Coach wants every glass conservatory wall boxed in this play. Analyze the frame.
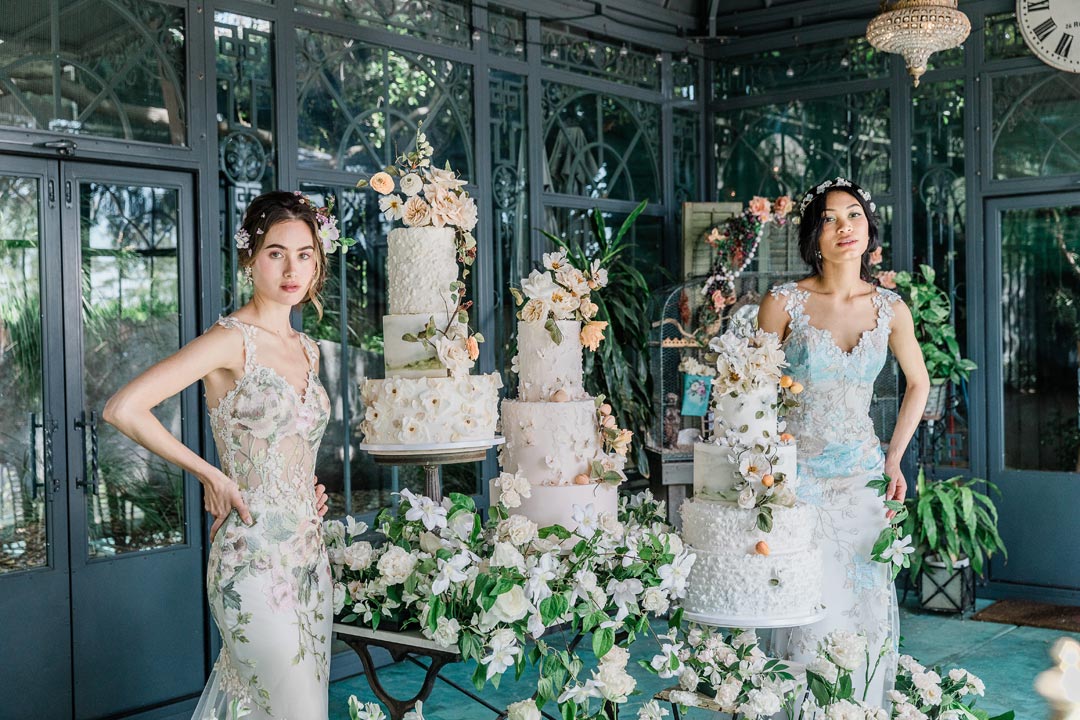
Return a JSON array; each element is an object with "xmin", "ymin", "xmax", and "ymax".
[{"xmin": 205, "ymin": 2, "xmax": 699, "ymax": 518}]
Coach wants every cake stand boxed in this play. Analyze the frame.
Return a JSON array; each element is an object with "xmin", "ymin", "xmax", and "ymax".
[
  {"xmin": 357, "ymin": 437, "xmax": 505, "ymax": 501},
  {"xmin": 681, "ymin": 607, "xmax": 828, "ymax": 630}
]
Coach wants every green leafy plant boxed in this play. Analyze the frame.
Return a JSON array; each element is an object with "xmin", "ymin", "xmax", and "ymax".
[
  {"xmin": 902, "ymin": 467, "xmax": 1007, "ymax": 579},
  {"xmin": 892, "ymin": 264, "xmax": 977, "ymax": 383},
  {"xmin": 542, "ymin": 200, "xmax": 654, "ymax": 475}
]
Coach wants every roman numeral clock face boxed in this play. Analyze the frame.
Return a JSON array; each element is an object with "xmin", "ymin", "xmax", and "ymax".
[{"xmin": 1018, "ymin": 0, "xmax": 1080, "ymax": 72}]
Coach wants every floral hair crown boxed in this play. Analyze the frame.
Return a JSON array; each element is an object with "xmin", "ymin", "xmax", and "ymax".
[
  {"xmin": 797, "ymin": 177, "xmax": 876, "ymax": 217},
  {"xmin": 234, "ymin": 192, "xmax": 354, "ymax": 256}
]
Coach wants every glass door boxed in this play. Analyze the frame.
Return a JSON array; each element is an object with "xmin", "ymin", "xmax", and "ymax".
[
  {"xmin": 0, "ymin": 158, "xmax": 206, "ymax": 719},
  {"xmin": 62, "ymin": 164, "xmax": 206, "ymax": 718},
  {"xmin": 0, "ymin": 158, "xmax": 72, "ymax": 720},
  {"xmin": 984, "ymin": 193, "xmax": 1080, "ymax": 592}
]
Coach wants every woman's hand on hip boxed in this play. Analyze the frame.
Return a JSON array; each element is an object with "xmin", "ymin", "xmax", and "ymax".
[
  {"xmin": 314, "ymin": 475, "xmax": 329, "ymax": 518},
  {"xmin": 884, "ymin": 463, "xmax": 907, "ymax": 519},
  {"xmin": 203, "ymin": 469, "xmax": 253, "ymax": 542}
]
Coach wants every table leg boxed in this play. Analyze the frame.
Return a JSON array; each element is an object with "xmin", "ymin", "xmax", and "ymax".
[{"xmin": 339, "ymin": 636, "xmax": 457, "ymax": 720}]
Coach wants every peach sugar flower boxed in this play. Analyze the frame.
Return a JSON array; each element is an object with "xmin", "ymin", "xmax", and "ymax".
[
  {"xmin": 580, "ymin": 320, "xmax": 609, "ymax": 351},
  {"xmin": 465, "ymin": 335, "xmax": 480, "ymax": 361},
  {"xmin": 369, "ymin": 172, "xmax": 395, "ymax": 195},
  {"xmin": 773, "ymin": 195, "xmax": 793, "ymax": 216},
  {"xmin": 748, "ymin": 196, "xmax": 771, "ymax": 221}
]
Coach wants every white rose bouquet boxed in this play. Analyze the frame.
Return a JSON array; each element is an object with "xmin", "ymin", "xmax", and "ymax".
[{"xmin": 324, "ymin": 488, "xmax": 692, "ymax": 720}]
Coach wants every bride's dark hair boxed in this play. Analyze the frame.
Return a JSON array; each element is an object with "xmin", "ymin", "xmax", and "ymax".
[{"xmin": 797, "ymin": 181, "xmax": 880, "ymax": 283}]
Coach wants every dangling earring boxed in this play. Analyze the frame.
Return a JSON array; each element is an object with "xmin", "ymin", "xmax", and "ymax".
[
  {"xmin": 243, "ymin": 266, "xmax": 253, "ymax": 283},
  {"xmin": 816, "ymin": 250, "xmax": 823, "ymax": 260}
]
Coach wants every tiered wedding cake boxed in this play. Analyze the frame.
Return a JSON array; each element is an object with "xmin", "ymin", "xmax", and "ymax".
[
  {"xmin": 358, "ymin": 133, "xmax": 501, "ymax": 445},
  {"xmin": 681, "ymin": 328, "xmax": 824, "ymax": 622},
  {"xmin": 490, "ymin": 252, "xmax": 631, "ymax": 530}
]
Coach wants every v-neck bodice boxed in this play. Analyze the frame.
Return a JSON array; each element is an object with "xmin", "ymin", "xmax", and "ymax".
[
  {"xmin": 208, "ymin": 316, "xmax": 330, "ymax": 496},
  {"xmin": 769, "ymin": 281, "xmax": 899, "ymax": 458}
]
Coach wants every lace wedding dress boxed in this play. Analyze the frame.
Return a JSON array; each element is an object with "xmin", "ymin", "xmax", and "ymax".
[
  {"xmin": 191, "ymin": 317, "xmax": 333, "ymax": 720},
  {"xmin": 769, "ymin": 283, "xmax": 901, "ymax": 704}
]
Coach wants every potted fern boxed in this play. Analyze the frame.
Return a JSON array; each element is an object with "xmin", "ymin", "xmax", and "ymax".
[
  {"xmin": 903, "ymin": 467, "xmax": 1008, "ymax": 612},
  {"xmin": 891, "ymin": 265, "xmax": 977, "ymax": 420}
]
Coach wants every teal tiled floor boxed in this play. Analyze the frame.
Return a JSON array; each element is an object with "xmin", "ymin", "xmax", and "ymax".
[{"xmin": 329, "ymin": 598, "xmax": 1077, "ymax": 719}]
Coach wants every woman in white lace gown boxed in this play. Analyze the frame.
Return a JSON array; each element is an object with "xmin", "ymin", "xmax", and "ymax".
[
  {"xmin": 758, "ymin": 179, "xmax": 929, "ymax": 704},
  {"xmin": 104, "ymin": 191, "xmax": 337, "ymax": 719}
]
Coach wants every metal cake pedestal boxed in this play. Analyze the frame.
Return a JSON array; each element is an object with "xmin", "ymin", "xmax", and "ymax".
[{"xmin": 357, "ymin": 437, "xmax": 505, "ymax": 501}]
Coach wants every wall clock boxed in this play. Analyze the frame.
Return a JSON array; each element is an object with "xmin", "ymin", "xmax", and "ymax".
[{"xmin": 1017, "ymin": 0, "xmax": 1080, "ymax": 73}]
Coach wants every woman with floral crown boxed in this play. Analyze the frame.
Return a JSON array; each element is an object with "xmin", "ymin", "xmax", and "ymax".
[
  {"xmin": 757, "ymin": 178, "xmax": 929, "ymax": 703},
  {"xmin": 104, "ymin": 190, "xmax": 346, "ymax": 719}
]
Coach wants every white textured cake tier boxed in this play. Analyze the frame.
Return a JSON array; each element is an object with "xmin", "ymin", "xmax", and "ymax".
[
  {"xmin": 383, "ymin": 313, "xmax": 454, "ymax": 378},
  {"xmin": 387, "ymin": 227, "xmax": 459, "ymax": 315},
  {"xmin": 360, "ymin": 373, "xmax": 502, "ymax": 444},
  {"xmin": 490, "ymin": 479, "xmax": 618, "ymax": 532},
  {"xmin": 694, "ymin": 440, "xmax": 798, "ymax": 498},
  {"xmin": 500, "ymin": 399, "xmax": 600, "ymax": 485},
  {"xmin": 713, "ymin": 386, "xmax": 778, "ymax": 443},
  {"xmin": 678, "ymin": 500, "xmax": 820, "ymax": 621},
  {"xmin": 681, "ymin": 499, "xmax": 815, "ymax": 555},
  {"xmin": 517, "ymin": 319, "xmax": 585, "ymax": 401}
]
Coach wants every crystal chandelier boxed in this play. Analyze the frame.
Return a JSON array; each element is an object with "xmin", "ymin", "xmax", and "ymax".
[{"xmin": 865, "ymin": 0, "xmax": 971, "ymax": 87}]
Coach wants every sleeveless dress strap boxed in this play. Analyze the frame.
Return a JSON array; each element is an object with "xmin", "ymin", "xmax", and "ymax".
[
  {"xmin": 873, "ymin": 286, "xmax": 901, "ymax": 332},
  {"xmin": 299, "ymin": 333, "xmax": 319, "ymax": 371},
  {"xmin": 769, "ymin": 282, "xmax": 810, "ymax": 327},
  {"xmin": 215, "ymin": 316, "xmax": 257, "ymax": 373}
]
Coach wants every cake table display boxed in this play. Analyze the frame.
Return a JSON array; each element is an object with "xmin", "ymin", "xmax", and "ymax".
[
  {"xmin": 680, "ymin": 325, "xmax": 826, "ymax": 628},
  {"xmin": 354, "ymin": 127, "xmax": 502, "ymax": 500}
]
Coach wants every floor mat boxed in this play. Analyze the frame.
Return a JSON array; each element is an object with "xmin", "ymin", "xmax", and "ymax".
[{"xmin": 972, "ymin": 599, "xmax": 1080, "ymax": 633}]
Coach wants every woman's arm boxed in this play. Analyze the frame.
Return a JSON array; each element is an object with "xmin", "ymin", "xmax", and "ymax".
[
  {"xmin": 103, "ymin": 326, "xmax": 254, "ymax": 540},
  {"xmin": 884, "ymin": 300, "xmax": 931, "ymax": 514},
  {"xmin": 756, "ymin": 290, "xmax": 792, "ymax": 340}
]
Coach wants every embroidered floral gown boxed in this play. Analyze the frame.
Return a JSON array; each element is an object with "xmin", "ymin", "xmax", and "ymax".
[
  {"xmin": 769, "ymin": 283, "xmax": 901, "ymax": 704},
  {"xmin": 191, "ymin": 317, "xmax": 333, "ymax": 720}
]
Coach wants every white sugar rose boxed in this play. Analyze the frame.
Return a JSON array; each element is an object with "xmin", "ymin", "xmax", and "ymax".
[
  {"xmin": 433, "ymin": 335, "xmax": 475, "ymax": 379},
  {"xmin": 678, "ymin": 667, "xmax": 699, "ymax": 692},
  {"xmin": 641, "ymin": 587, "xmax": 670, "ymax": 615},
  {"xmin": 490, "ymin": 541, "xmax": 526, "ymax": 572},
  {"xmin": 824, "ymin": 629, "xmax": 867, "ymax": 671},
  {"xmin": 521, "ymin": 269, "xmax": 558, "ymax": 301},
  {"xmin": 499, "ymin": 515, "xmax": 538, "ymax": 547},
  {"xmin": 431, "ymin": 616, "xmax": 460, "ymax": 648},
  {"xmin": 596, "ymin": 662, "xmax": 636, "ymax": 702},
  {"xmin": 344, "ymin": 540, "xmax": 374, "ymax": 572},
  {"xmin": 376, "ymin": 545, "xmax": 417, "ymax": 585},
  {"xmin": 506, "ymin": 699, "xmax": 540, "ymax": 720},
  {"xmin": 807, "ymin": 657, "xmax": 839, "ymax": 684},
  {"xmin": 739, "ymin": 688, "xmax": 781, "ymax": 718},
  {"xmin": 714, "ymin": 676, "xmax": 742, "ymax": 711},
  {"xmin": 399, "ymin": 173, "xmax": 422, "ymax": 196},
  {"xmin": 484, "ymin": 584, "xmax": 531, "ymax": 626},
  {"xmin": 824, "ymin": 699, "xmax": 864, "ymax": 720},
  {"xmin": 737, "ymin": 485, "xmax": 757, "ymax": 509}
]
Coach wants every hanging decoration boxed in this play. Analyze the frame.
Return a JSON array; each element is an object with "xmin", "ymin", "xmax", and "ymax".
[{"xmin": 865, "ymin": 0, "xmax": 971, "ymax": 87}]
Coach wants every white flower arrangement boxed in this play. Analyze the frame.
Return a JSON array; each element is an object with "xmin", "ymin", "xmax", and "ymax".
[
  {"xmin": 708, "ymin": 328, "xmax": 788, "ymax": 396},
  {"xmin": 645, "ymin": 622, "xmax": 798, "ymax": 717},
  {"xmin": 357, "ymin": 124, "xmax": 478, "ymax": 274},
  {"xmin": 510, "ymin": 249, "xmax": 610, "ymax": 349},
  {"xmin": 324, "ymin": 489, "xmax": 693, "ymax": 720}
]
